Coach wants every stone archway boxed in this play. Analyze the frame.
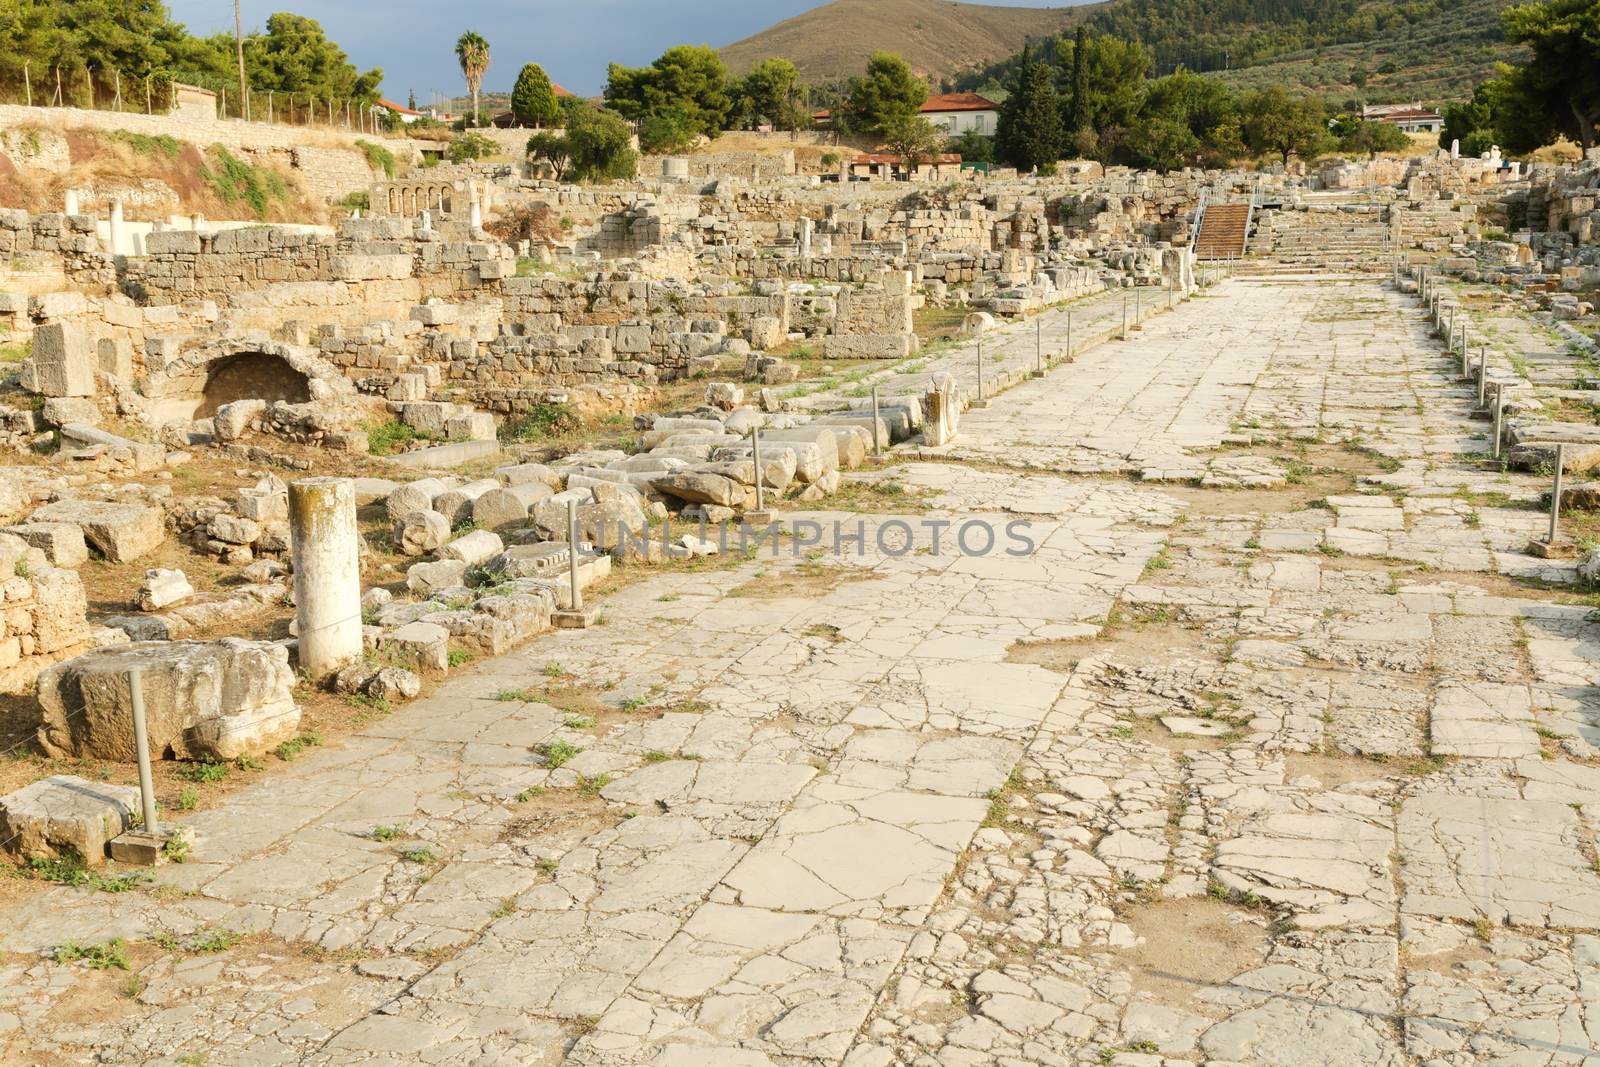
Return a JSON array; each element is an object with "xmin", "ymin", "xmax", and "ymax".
[
  {"xmin": 138, "ymin": 337, "xmax": 355, "ymax": 423},
  {"xmin": 197, "ymin": 352, "xmax": 312, "ymax": 417}
]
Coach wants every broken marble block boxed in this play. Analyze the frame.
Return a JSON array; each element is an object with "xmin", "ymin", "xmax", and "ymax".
[
  {"xmin": 137, "ymin": 568, "xmax": 194, "ymax": 612},
  {"xmin": 31, "ymin": 499, "xmax": 165, "ymax": 563},
  {"xmin": 35, "ymin": 639, "xmax": 301, "ymax": 761},
  {"xmin": 0, "ymin": 775, "xmax": 140, "ymax": 866}
]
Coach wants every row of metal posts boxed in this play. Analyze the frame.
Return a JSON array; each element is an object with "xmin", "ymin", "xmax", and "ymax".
[{"xmin": 1407, "ymin": 259, "xmax": 1567, "ymax": 545}]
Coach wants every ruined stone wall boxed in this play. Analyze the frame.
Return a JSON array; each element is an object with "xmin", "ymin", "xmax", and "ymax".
[
  {"xmin": 0, "ymin": 103, "xmax": 431, "ymax": 204},
  {"xmin": 0, "ymin": 211, "xmax": 114, "ymax": 288},
  {"xmin": 126, "ymin": 228, "xmax": 333, "ymax": 300},
  {"xmin": 0, "ymin": 535, "xmax": 91, "ymax": 695}
]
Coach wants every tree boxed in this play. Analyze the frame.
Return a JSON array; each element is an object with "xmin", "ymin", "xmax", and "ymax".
[
  {"xmin": 526, "ymin": 130, "xmax": 570, "ymax": 174},
  {"xmin": 845, "ymin": 51, "xmax": 928, "ymax": 137},
  {"xmin": 1440, "ymin": 85, "xmax": 1501, "ymax": 157},
  {"xmin": 1496, "ymin": 0, "xmax": 1600, "ymax": 153},
  {"xmin": 950, "ymin": 129, "xmax": 995, "ymax": 164},
  {"xmin": 1063, "ymin": 26, "xmax": 1088, "ymax": 134},
  {"xmin": 529, "ymin": 100, "xmax": 637, "ymax": 182},
  {"xmin": 606, "ymin": 45, "xmax": 732, "ymax": 146},
  {"xmin": 1128, "ymin": 117, "xmax": 1200, "ymax": 172},
  {"xmin": 886, "ymin": 116, "xmax": 946, "ymax": 174},
  {"xmin": 1338, "ymin": 119, "xmax": 1411, "ymax": 158},
  {"xmin": 1054, "ymin": 33, "xmax": 1149, "ymax": 138},
  {"xmin": 455, "ymin": 31, "xmax": 489, "ymax": 127},
  {"xmin": 740, "ymin": 57, "xmax": 807, "ymax": 130},
  {"xmin": 225, "ymin": 13, "xmax": 382, "ymax": 104},
  {"xmin": 1138, "ymin": 69, "xmax": 1242, "ymax": 167},
  {"xmin": 995, "ymin": 49, "xmax": 1065, "ymax": 171},
  {"xmin": 1240, "ymin": 86, "xmax": 1331, "ymax": 164},
  {"xmin": 512, "ymin": 62, "xmax": 561, "ymax": 128}
]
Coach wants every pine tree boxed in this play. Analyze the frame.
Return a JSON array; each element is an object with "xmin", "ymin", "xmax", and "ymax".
[{"xmin": 996, "ymin": 48, "xmax": 1066, "ymax": 172}]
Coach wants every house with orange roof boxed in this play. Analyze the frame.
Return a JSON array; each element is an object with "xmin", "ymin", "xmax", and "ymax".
[{"xmin": 814, "ymin": 92, "xmax": 1000, "ymax": 137}]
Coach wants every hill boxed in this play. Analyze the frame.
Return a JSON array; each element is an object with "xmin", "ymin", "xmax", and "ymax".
[
  {"xmin": 950, "ymin": 0, "xmax": 1519, "ymax": 104},
  {"xmin": 719, "ymin": 0, "xmax": 1090, "ymax": 85}
]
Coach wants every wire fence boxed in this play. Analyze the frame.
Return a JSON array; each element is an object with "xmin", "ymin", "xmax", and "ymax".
[{"xmin": 0, "ymin": 57, "xmax": 420, "ymax": 140}]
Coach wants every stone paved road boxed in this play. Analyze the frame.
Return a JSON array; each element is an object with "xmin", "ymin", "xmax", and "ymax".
[{"xmin": 6, "ymin": 277, "xmax": 1600, "ymax": 1066}]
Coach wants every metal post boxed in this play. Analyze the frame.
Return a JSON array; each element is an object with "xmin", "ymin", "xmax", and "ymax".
[
  {"xmin": 1477, "ymin": 347, "xmax": 1489, "ymax": 408},
  {"xmin": 976, "ymin": 340, "xmax": 984, "ymax": 402},
  {"xmin": 1066, "ymin": 310, "xmax": 1073, "ymax": 359},
  {"xmin": 1122, "ymin": 297, "xmax": 1129, "ymax": 340},
  {"xmin": 752, "ymin": 428, "xmax": 765, "ymax": 512},
  {"xmin": 1549, "ymin": 443, "xmax": 1566, "ymax": 543},
  {"xmin": 1035, "ymin": 317, "xmax": 1042, "ymax": 373},
  {"xmin": 1492, "ymin": 385, "xmax": 1505, "ymax": 461},
  {"xmin": 871, "ymin": 386, "xmax": 882, "ymax": 457},
  {"xmin": 567, "ymin": 499, "xmax": 583, "ymax": 612},
  {"xmin": 128, "ymin": 671, "xmax": 160, "ymax": 837},
  {"xmin": 1447, "ymin": 308, "xmax": 1456, "ymax": 351},
  {"xmin": 1136, "ymin": 288, "xmax": 1141, "ymax": 327}
]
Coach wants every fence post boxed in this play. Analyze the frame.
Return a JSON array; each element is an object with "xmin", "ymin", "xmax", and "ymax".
[
  {"xmin": 268, "ymin": 89, "xmax": 273, "ymax": 123},
  {"xmin": 145, "ymin": 75, "xmax": 151, "ymax": 114},
  {"xmin": 128, "ymin": 671, "xmax": 160, "ymax": 838},
  {"xmin": 23, "ymin": 62, "xmax": 30, "ymax": 108},
  {"xmin": 114, "ymin": 69, "xmax": 121, "ymax": 110}
]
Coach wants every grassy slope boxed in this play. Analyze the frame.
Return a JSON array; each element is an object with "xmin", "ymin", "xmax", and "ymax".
[
  {"xmin": 1205, "ymin": 0, "xmax": 1521, "ymax": 103},
  {"xmin": 727, "ymin": 0, "xmax": 1516, "ymax": 105},
  {"xmin": 719, "ymin": 0, "xmax": 1090, "ymax": 84}
]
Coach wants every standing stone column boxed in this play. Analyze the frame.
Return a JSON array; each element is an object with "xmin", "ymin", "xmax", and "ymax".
[
  {"xmin": 289, "ymin": 478, "xmax": 362, "ymax": 681},
  {"xmin": 64, "ymin": 189, "xmax": 79, "ymax": 216},
  {"xmin": 108, "ymin": 198, "xmax": 125, "ymax": 256}
]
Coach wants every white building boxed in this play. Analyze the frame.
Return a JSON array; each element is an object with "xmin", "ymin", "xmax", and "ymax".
[{"xmin": 919, "ymin": 93, "xmax": 999, "ymax": 137}]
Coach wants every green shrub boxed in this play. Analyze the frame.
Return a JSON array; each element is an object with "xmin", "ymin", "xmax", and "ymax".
[
  {"xmin": 499, "ymin": 402, "xmax": 582, "ymax": 442},
  {"xmin": 446, "ymin": 132, "xmax": 499, "ymax": 163},
  {"xmin": 109, "ymin": 130, "xmax": 181, "ymax": 159},
  {"xmin": 338, "ymin": 191, "xmax": 370, "ymax": 213},
  {"xmin": 355, "ymin": 138, "xmax": 396, "ymax": 178},
  {"xmin": 365, "ymin": 418, "xmax": 421, "ymax": 455},
  {"xmin": 197, "ymin": 145, "xmax": 288, "ymax": 219},
  {"xmin": 55, "ymin": 938, "xmax": 131, "ymax": 970}
]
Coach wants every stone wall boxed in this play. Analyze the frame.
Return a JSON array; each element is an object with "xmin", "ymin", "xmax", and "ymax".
[
  {"xmin": 0, "ymin": 534, "xmax": 92, "ymax": 695},
  {"xmin": 0, "ymin": 104, "xmax": 434, "ymax": 204}
]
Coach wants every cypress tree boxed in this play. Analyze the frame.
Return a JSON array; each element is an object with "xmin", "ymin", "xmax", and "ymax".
[{"xmin": 996, "ymin": 47, "xmax": 1066, "ymax": 172}]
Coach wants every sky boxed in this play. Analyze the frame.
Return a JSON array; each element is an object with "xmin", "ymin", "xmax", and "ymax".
[{"xmin": 166, "ymin": 0, "xmax": 1083, "ymax": 103}]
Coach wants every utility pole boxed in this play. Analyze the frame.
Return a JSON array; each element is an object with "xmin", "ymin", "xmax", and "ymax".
[{"xmin": 235, "ymin": 0, "xmax": 249, "ymax": 121}]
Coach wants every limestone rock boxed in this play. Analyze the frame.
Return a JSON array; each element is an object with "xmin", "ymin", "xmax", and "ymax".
[
  {"xmin": 31, "ymin": 500, "xmax": 165, "ymax": 563},
  {"xmin": 0, "ymin": 775, "xmax": 139, "ymax": 866},
  {"xmin": 653, "ymin": 471, "xmax": 742, "ymax": 507},
  {"xmin": 394, "ymin": 510, "xmax": 450, "ymax": 556},
  {"xmin": 136, "ymin": 568, "xmax": 193, "ymax": 612},
  {"xmin": 35, "ymin": 639, "xmax": 301, "ymax": 761}
]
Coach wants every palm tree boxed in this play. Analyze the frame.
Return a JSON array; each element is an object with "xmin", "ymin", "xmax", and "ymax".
[{"xmin": 455, "ymin": 31, "xmax": 489, "ymax": 127}]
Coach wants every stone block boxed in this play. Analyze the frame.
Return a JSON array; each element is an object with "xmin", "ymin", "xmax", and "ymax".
[
  {"xmin": 394, "ymin": 510, "xmax": 449, "ymax": 556},
  {"xmin": 137, "ymin": 568, "xmax": 193, "ymax": 612},
  {"xmin": 384, "ymin": 621, "xmax": 450, "ymax": 672},
  {"xmin": 0, "ymin": 775, "xmax": 139, "ymax": 866},
  {"xmin": 31, "ymin": 500, "xmax": 165, "ymax": 563},
  {"xmin": 439, "ymin": 529, "xmax": 504, "ymax": 566},
  {"xmin": 40, "ymin": 397, "xmax": 99, "ymax": 428},
  {"xmin": 385, "ymin": 478, "xmax": 448, "ymax": 522},
  {"xmin": 96, "ymin": 336, "xmax": 134, "ymax": 380},
  {"xmin": 1, "ymin": 523, "xmax": 88, "ymax": 567},
  {"xmin": 35, "ymin": 639, "xmax": 301, "ymax": 761},
  {"xmin": 405, "ymin": 558, "xmax": 469, "ymax": 596},
  {"xmin": 22, "ymin": 323, "xmax": 95, "ymax": 398},
  {"xmin": 445, "ymin": 411, "xmax": 496, "ymax": 441}
]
